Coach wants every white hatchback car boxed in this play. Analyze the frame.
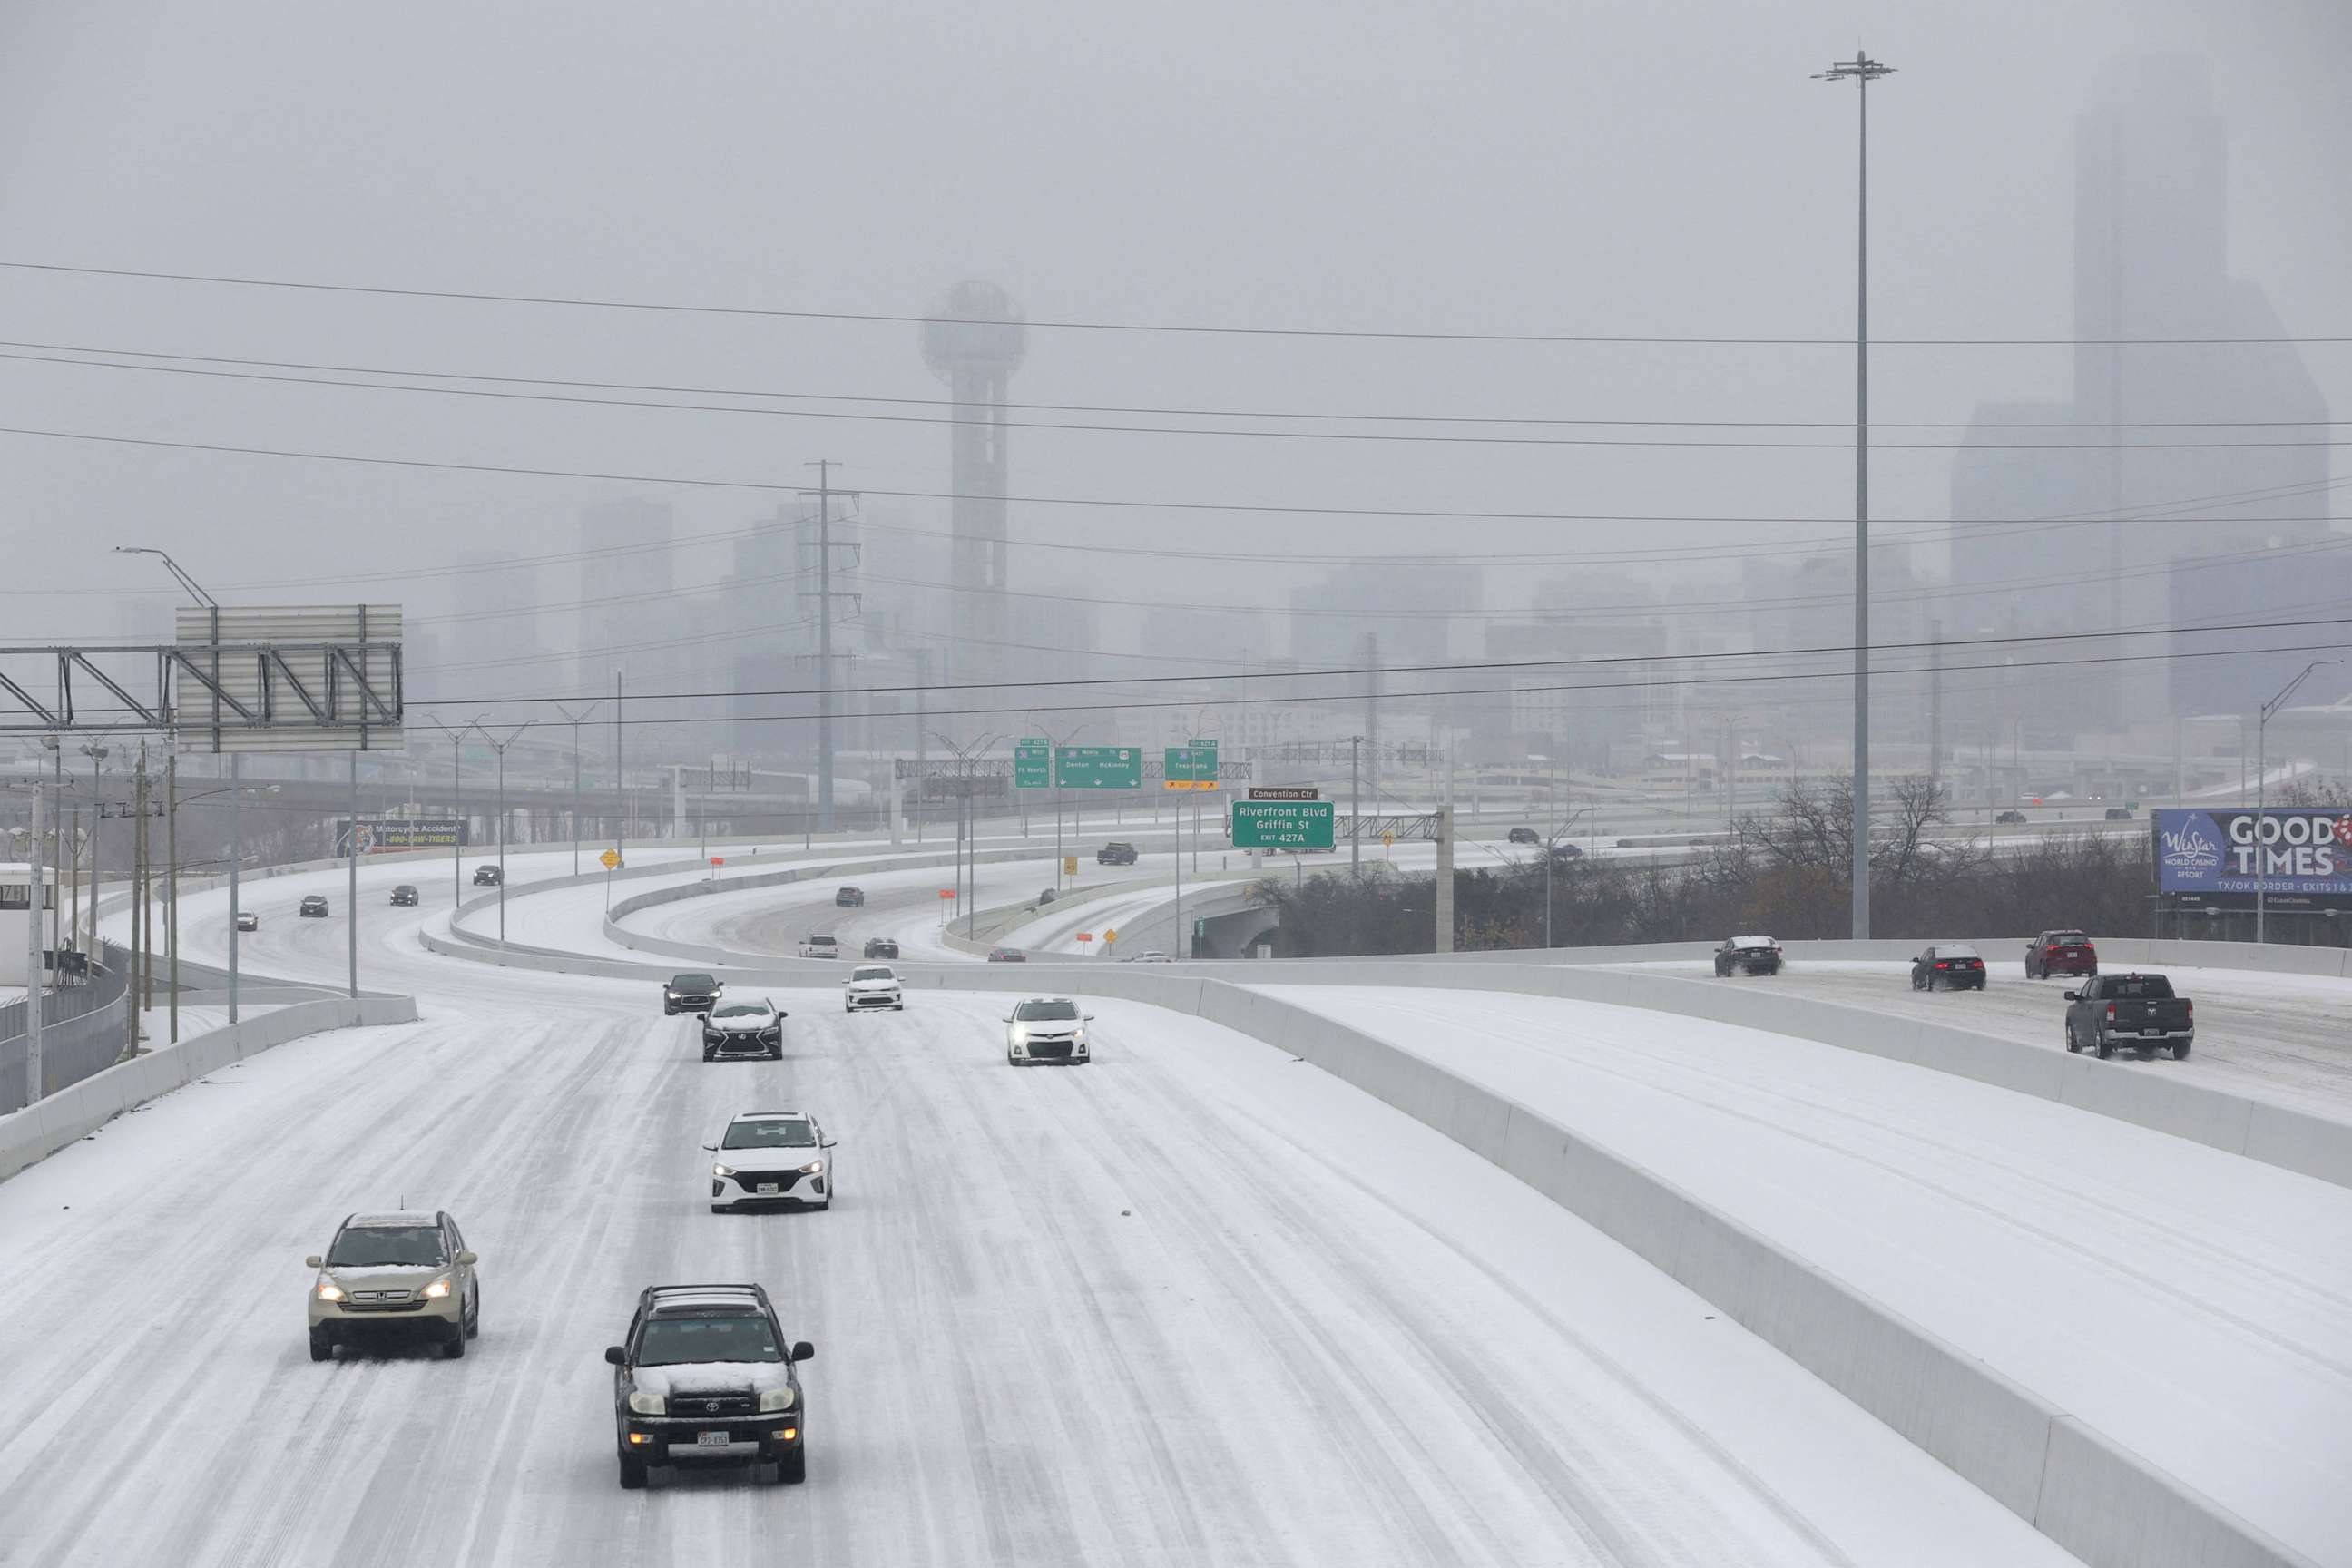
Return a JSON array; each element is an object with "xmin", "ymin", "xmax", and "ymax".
[
  {"xmin": 705, "ymin": 1111, "xmax": 836, "ymax": 1211},
  {"xmin": 1005, "ymin": 996, "xmax": 1093, "ymax": 1065},
  {"xmin": 843, "ymin": 965, "xmax": 903, "ymax": 1012},
  {"xmin": 798, "ymin": 934, "xmax": 840, "ymax": 960}
]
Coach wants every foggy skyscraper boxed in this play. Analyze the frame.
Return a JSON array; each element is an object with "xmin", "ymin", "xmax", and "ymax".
[{"xmin": 919, "ymin": 281, "xmax": 1027, "ymax": 696}]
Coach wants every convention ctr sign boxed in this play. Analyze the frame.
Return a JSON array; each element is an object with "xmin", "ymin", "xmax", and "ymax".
[{"xmin": 2153, "ymin": 808, "xmax": 2352, "ymax": 897}]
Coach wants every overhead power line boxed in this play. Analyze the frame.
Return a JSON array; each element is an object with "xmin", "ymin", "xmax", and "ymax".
[
  {"xmin": 4, "ymin": 336, "xmax": 2343, "ymax": 430},
  {"xmin": 5, "ymin": 259, "xmax": 2347, "ymax": 346},
  {"xmin": 4, "ymin": 424, "xmax": 2348, "ymax": 534},
  {"xmin": 409, "ymin": 612, "xmax": 2352, "ymax": 710},
  {"xmin": 6, "ymin": 347, "xmax": 2349, "ymax": 450}
]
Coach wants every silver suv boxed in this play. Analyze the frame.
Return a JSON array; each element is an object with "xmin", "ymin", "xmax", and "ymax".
[{"xmin": 307, "ymin": 1210, "xmax": 481, "ymax": 1361}]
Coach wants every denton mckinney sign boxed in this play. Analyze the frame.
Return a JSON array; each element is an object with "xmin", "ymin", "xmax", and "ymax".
[{"xmin": 2153, "ymin": 808, "xmax": 2352, "ymax": 897}]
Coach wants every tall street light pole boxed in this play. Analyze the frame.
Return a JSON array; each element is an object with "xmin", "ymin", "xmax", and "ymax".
[
  {"xmin": 1816, "ymin": 49, "xmax": 1895, "ymax": 940},
  {"xmin": 2255, "ymin": 659, "xmax": 2338, "ymax": 946},
  {"xmin": 475, "ymin": 723, "xmax": 531, "ymax": 948},
  {"xmin": 553, "ymin": 700, "xmax": 601, "ymax": 876}
]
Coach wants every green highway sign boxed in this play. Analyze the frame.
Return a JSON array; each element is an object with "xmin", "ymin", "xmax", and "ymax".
[
  {"xmin": 1164, "ymin": 741, "xmax": 1220, "ymax": 791},
  {"xmin": 1054, "ymin": 745, "xmax": 1142, "ymax": 790},
  {"xmin": 1014, "ymin": 738, "xmax": 1051, "ymax": 790},
  {"xmin": 1230, "ymin": 799, "xmax": 1336, "ymax": 849}
]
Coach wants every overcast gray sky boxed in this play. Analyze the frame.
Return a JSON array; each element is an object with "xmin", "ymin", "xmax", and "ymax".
[{"xmin": 1, "ymin": 0, "xmax": 2344, "ymax": 680}]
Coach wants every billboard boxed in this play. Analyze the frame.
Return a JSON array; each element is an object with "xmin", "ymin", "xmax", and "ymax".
[
  {"xmin": 337, "ymin": 818, "xmax": 466, "ymax": 855},
  {"xmin": 174, "ymin": 604, "xmax": 404, "ymax": 753},
  {"xmin": 2152, "ymin": 808, "xmax": 2352, "ymax": 897}
]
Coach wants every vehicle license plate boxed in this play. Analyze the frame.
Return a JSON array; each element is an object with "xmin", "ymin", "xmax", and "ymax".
[
  {"xmin": 757, "ymin": 1182, "xmax": 779, "ymax": 1194},
  {"xmin": 697, "ymin": 1430, "xmax": 730, "ymax": 1447},
  {"xmin": 2144, "ymin": 1028, "xmax": 2162, "ymax": 1037}
]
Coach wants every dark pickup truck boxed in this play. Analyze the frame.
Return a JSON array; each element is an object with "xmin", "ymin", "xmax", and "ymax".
[{"xmin": 2064, "ymin": 973, "xmax": 2194, "ymax": 1060}]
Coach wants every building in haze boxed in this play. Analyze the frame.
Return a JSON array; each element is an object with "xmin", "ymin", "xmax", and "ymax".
[
  {"xmin": 920, "ymin": 282, "xmax": 1027, "ymax": 697},
  {"xmin": 575, "ymin": 496, "xmax": 677, "ymax": 705},
  {"xmin": 1945, "ymin": 55, "xmax": 2344, "ymax": 730}
]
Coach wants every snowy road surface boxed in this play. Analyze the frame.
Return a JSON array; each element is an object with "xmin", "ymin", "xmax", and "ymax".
[
  {"xmin": 1607, "ymin": 957, "xmax": 2352, "ymax": 1120},
  {"xmin": 5, "ymin": 862, "xmax": 2090, "ymax": 1564},
  {"xmin": 1258, "ymin": 984, "xmax": 2352, "ymax": 1568}
]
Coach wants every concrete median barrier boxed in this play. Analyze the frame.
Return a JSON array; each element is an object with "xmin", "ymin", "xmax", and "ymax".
[{"xmin": 0, "ymin": 992, "xmax": 418, "ymax": 1182}]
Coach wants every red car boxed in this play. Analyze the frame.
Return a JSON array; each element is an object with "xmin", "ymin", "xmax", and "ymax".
[{"xmin": 2024, "ymin": 930, "xmax": 2098, "ymax": 980}]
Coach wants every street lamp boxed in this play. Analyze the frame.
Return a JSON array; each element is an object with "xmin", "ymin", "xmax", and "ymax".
[
  {"xmin": 472, "ymin": 723, "xmax": 532, "ymax": 947},
  {"xmin": 1815, "ymin": 49, "xmax": 1895, "ymax": 940},
  {"xmin": 2255, "ymin": 659, "xmax": 2339, "ymax": 945},
  {"xmin": 78, "ymin": 743, "xmax": 110, "ymax": 956},
  {"xmin": 553, "ymin": 700, "xmax": 602, "ymax": 877},
  {"xmin": 173, "ymin": 779, "xmax": 277, "ymax": 1034}
]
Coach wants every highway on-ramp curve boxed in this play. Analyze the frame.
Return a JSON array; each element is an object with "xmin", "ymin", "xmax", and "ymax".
[{"xmin": 0, "ymin": 857, "xmax": 2089, "ymax": 1564}]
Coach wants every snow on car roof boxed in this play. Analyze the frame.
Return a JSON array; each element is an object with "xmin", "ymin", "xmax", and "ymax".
[
  {"xmin": 730, "ymin": 1110, "xmax": 807, "ymax": 1122},
  {"xmin": 1931, "ymin": 944, "xmax": 1980, "ymax": 957},
  {"xmin": 346, "ymin": 1210, "xmax": 437, "ymax": 1229},
  {"xmin": 1729, "ymin": 935, "xmax": 1776, "ymax": 948}
]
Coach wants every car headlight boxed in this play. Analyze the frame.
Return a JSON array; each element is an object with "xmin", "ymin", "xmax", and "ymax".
[
  {"xmin": 315, "ymin": 1279, "xmax": 345, "ymax": 1302},
  {"xmin": 759, "ymin": 1387, "xmax": 798, "ymax": 1413},
  {"xmin": 627, "ymin": 1391, "xmax": 666, "ymax": 1416},
  {"xmin": 713, "ymin": 1163, "xmax": 736, "ymax": 1178},
  {"xmin": 1009, "ymin": 1025, "xmax": 1029, "ymax": 1044},
  {"xmin": 421, "ymin": 1276, "xmax": 454, "ymax": 1299},
  {"xmin": 799, "ymin": 1160, "xmax": 825, "ymax": 1175}
]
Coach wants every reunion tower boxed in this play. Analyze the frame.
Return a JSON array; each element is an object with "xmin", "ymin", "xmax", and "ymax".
[{"xmin": 919, "ymin": 281, "xmax": 1028, "ymax": 693}]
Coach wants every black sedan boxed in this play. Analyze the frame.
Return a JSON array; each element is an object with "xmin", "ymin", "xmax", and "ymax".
[
  {"xmin": 986, "ymin": 948, "xmax": 1028, "ymax": 963},
  {"xmin": 1712, "ymin": 936, "xmax": 1782, "ymax": 976},
  {"xmin": 1910, "ymin": 945, "xmax": 1987, "ymax": 991},
  {"xmin": 389, "ymin": 884, "xmax": 419, "ymax": 906},
  {"xmin": 862, "ymin": 937, "xmax": 900, "ymax": 960},
  {"xmin": 299, "ymin": 895, "xmax": 329, "ymax": 918},
  {"xmin": 1507, "ymin": 827, "xmax": 1540, "ymax": 845}
]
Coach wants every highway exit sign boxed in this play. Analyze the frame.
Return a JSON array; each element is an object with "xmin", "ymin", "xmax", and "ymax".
[
  {"xmin": 1230, "ymin": 799, "xmax": 1335, "ymax": 849},
  {"xmin": 1014, "ymin": 738, "xmax": 1051, "ymax": 790},
  {"xmin": 1164, "ymin": 742, "xmax": 1220, "ymax": 791},
  {"xmin": 1056, "ymin": 745, "xmax": 1142, "ymax": 789}
]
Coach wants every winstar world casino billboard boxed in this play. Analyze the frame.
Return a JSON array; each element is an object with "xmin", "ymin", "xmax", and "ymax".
[{"xmin": 2153, "ymin": 808, "xmax": 2352, "ymax": 896}]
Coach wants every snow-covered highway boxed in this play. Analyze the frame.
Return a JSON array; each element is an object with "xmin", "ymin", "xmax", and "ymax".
[{"xmin": 0, "ymin": 852, "xmax": 2084, "ymax": 1565}]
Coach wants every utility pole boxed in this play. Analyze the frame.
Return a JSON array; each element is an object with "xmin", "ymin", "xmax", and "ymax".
[
  {"xmin": 914, "ymin": 651, "xmax": 930, "ymax": 844},
  {"xmin": 228, "ymin": 753, "xmax": 241, "ymax": 1024},
  {"xmin": 1363, "ymin": 633, "xmax": 1381, "ymax": 831},
  {"xmin": 800, "ymin": 460, "xmax": 861, "ymax": 837},
  {"xmin": 554, "ymin": 699, "xmax": 601, "ymax": 876},
  {"xmin": 1349, "ymin": 735, "xmax": 1364, "ymax": 874},
  {"xmin": 1928, "ymin": 618, "xmax": 1945, "ymax": 793},
  {"xmin": 348, "ymin": 750, "xmax": 359, "ymax": 999},
  {"xmin": 24, "ymin": 777, "xmax": 42, "ymax": 1104},
  {"xmin": 1817, "ymin": 49, "xmax": 1895, "ymax": 940},
  {"xmin": 614, "ymin": 671, "xmax": 625, "ymax": 862},
  {"xmin": 166, "ymin": 752, "xmax": 179, "ymax": 1044},
  {"xmin": 475, "ymin": 723, "xmax": 530, "ymax": 948},
  {"xmin": 2256, "ymin": 659, "xmax": 2338, "ymax": 945}
]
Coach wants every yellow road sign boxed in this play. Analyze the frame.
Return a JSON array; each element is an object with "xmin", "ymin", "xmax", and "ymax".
[
  {"xmin": 1102, "ymin": 926, "xmax": 1117, "ymax": 943},
  {"xmin": 1063, "ymin": 855, "xmax": 1078, "ymax": 876},
  {"xmin": 600, "ymin": 848, "xmax": 622, "ymax": 870}
]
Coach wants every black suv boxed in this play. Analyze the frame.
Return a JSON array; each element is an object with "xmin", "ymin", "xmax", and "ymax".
[
  {"xmin": 1097, "ymin": 841, "xmax": 1138, "ymax": 866},
  {"xmin": 1507, "ymin": 827, "xmax": 1540, "ymax": 845},
  {"xmin": 1995, "ymin": 810, "xmax": 2028, "ymax": 825},
  {"xmin": 299, "ymin": 895, "xmax": 329, "ymax": 917},
  {"xmin": 862, "ymin": 937, "xmax": 899, "ymax": 960},
  {"xmin": 472, "ymin": 865, "xmax": 502, "ymax": 887},
  {"xmin": 605, "ymin": 1284, "xmax": 814, "ymax": 1489},
  {"xmin": 389, "ymin": 884, "xmax": 419, "ymax": 906},
  {"xmin": 664, "ymin": 972, "xmax": 724, "ymax": 1015},
  {"xmin": 834, "ymin": 887, "xmax": 865, "ymax": 907}
]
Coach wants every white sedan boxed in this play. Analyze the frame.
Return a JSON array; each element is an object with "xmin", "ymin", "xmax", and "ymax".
[
  {"xmin": 843, "ymin": 965, "xmax": 904, "ymax": 1013},
  {"xmin": 1004, "ymin": 996, "xmax": 1093, "ymax": 1066}
]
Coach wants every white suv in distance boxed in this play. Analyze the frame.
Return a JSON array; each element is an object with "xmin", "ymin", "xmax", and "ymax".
[
  {"xmin": 843, "ymin": 965, "xmax": 903, "ymax": 1012},
  {"xmin": 705, "ymin": 1111, "xmax": 837, "ymax": 1210},
  {"xmin": 798, "ymin": 934, "xmax": 839, "ymax": 960},
  {"xmin": 306, "ymin": 1210, "xmax": 481, "ymax": 1361},
  {"xmin": 1005, "ymin": 996, "xmax": 1093, "ymax": 1065}
]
